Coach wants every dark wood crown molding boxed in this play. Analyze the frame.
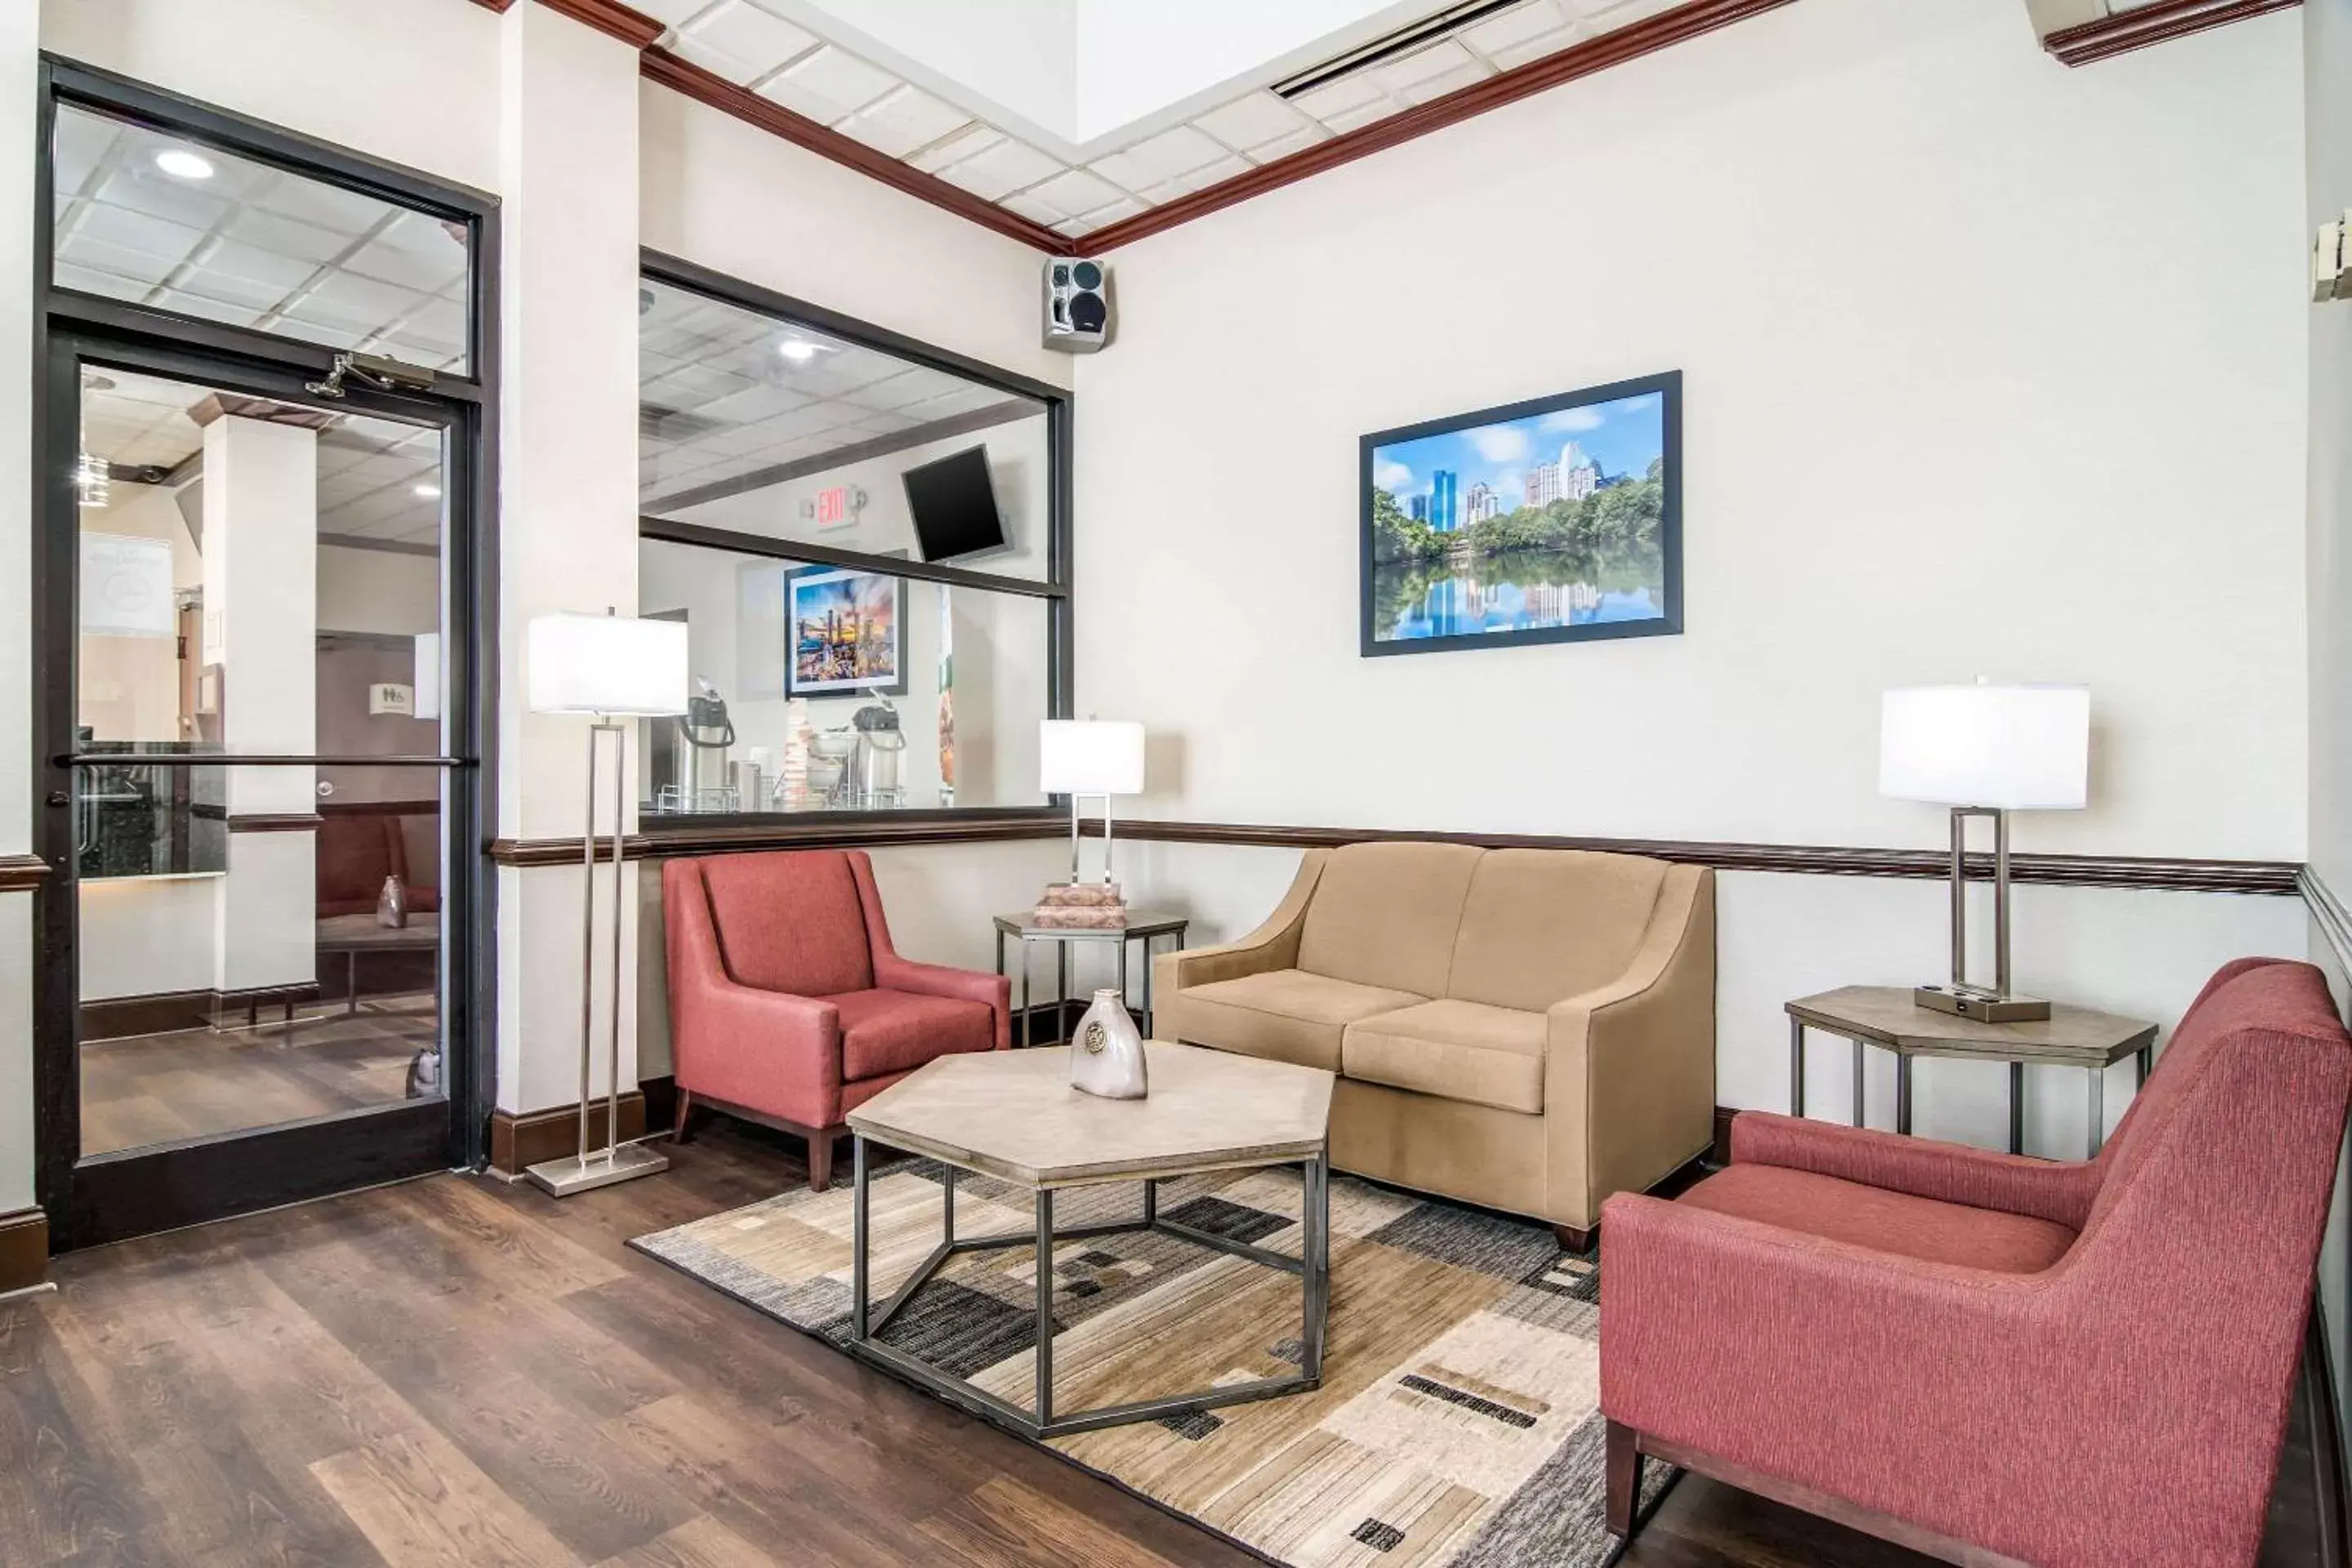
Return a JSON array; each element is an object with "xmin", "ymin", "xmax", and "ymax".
[
  {"xmin": 639, "ymin": 47, "xmax": 1068, "ymax": 253},
  {"xmin": 2042, "ymin": 0, "xmax": 2299, "ymax": 66},
  {"xmin": 541, "ymin": 0, "xmax": 664, "ymax": 50},
  {"xmin": 0, "ymin": 854, "xmax": 51, "ymax": 893},
  {"xmin": 467, "ymin": 0, "xmax": 518, "ymax": 12},
  {"xmin": 1081, "ymin": 0, "xmax": 1797, "ymax": 252}
]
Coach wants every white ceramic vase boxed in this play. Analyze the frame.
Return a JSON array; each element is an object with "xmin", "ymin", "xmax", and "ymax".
[{"xmin": 1069, "ymin": 987, "xmax": 1148, "ymax": 1100}]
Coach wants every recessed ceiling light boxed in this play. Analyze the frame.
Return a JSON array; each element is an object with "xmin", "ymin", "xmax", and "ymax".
[
  {"xmin": 777, "ymin": 340, "xmax": 820, "ymax": 363},
  {"xmin": 412, "ymin": 483, "xmax": 443, "ymax": 499},
  {"xmin": 154, "ymin": 148, "xmax": 216, "ymax": 181}
]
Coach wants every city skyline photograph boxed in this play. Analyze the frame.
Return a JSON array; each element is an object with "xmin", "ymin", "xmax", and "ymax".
[{"xmin": 1360, "ymin": 372, "xmax": 1682, "ymax": 657}]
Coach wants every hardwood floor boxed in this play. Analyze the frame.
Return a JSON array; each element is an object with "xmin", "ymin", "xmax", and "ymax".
[
  {"xmin": 78, "ymin": 994, "xmax": 435, "ymax": 1156},
  {"xmin": 0, "ymin": 1120, "xmax": 2332, "ymax": 1567}
]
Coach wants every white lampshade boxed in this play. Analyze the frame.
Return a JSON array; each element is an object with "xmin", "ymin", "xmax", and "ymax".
[
  {"xmin": 527, "ymin": 612, "xmax": 690, "ymax": 716},
  {"xmin": 1880, "ymin": 683, "xmax": 2089, "ymax": 809},
  {"xmin": 1040, "ymin": 719, "xmax": 1145, "ymax": 795}
]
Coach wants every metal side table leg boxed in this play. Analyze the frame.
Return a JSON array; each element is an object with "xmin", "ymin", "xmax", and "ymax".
[
  {"xmin": 1851, "ymin": 1037, "xmax": 1865, "ymax": 1128},
  {"xmin": 1789, "ymin": 1018, "xmax": 1806, "ymax": 1117},
  {"xmin": 1035, "ymin": 1187, "xmax": 1055, "ymax": 1426},
  {"xmin": 851, "ymin": 1134, "xmax": 871, "ymax": 1341},
  {"xmin": 2008, "ymin": 1061, "xmax": 2025, "ymax": 1156},
  {"xmin": 1895, "ymin": 1054, "xmax": 1913, "ymax": 1136},
  {"xmin": 2087, "ymin": 1063, "xmax": 2106, "ymax": 1157},
  {"xmin": 1018, "ymin": 938, "xmax": 1032, "ymax": 1050}
]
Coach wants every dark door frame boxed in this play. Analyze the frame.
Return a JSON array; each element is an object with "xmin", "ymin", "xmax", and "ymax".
[{"xmin": 30, "ymin": 57, "xmax": 501, "ymax": 1248}]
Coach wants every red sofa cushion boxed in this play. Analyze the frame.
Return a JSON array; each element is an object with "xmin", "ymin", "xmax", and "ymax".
[
  {"xmin": 700, "ymin": 850, "xmax": 874, "ymax": 996},
  {"xmin": 824, "ymin": 988, "xmax": 996, "ymax": 1080},
  {"xmin": 1677, "ymin": 1162, "xmax": 2077, "ymax": 1274}
]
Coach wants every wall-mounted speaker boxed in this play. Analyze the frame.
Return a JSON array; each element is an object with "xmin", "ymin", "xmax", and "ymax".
[{"xmin": 1043, "ymin": 257, "xmax": 1111, "ymax": 354}]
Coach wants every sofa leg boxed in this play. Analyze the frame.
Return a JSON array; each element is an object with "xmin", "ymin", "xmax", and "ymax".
[
  {"xmin": 1552, "ymin": 1221, "xmax": 1595, "ymax": 1255},
  {"xmin": 807, "ymin": 1128, "xmax": 836, "ymax": 1192},
  {"xmin": 1606, "ymin": 1419, "xmax": 1643, "ymax": 1539},
  {"xmin": 671, "ymin": 1089, "xmax": 694, "ymax": 1144}
]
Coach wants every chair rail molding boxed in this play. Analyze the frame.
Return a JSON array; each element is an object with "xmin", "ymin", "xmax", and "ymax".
[
  {"xmin": 0, "ymin": 854, "xmax": 50, "ymax": 892},
  {"xmin": 2303, "ymin": 868, "xmax": 2352, "ymax": 977}
]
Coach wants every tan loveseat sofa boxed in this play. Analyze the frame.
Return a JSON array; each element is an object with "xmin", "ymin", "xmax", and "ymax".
[{"xmin": 1153, "ymin": 841, "xmax": 1714, "ymax": 1245}]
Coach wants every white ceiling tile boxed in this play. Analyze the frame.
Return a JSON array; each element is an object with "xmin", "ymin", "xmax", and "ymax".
[
  {"xmin": 151, "ymin": 288, "xmax": 261, "ymax": 328},
  {"xmin": 1244, "ymin": 123, "xmax": 1329, "ymax": 164},
  {"xmin": 251, "ymin": 174, "xmax": 390, "ymax": 238},
  {"xmin": 1372, "ymin": 39, "xmax": 1479, "ymax": 92},
  {"xmin": 1316, "ymin": 97, "xmax": 1405, "ymax": 136},
  {"xmin": 199, "ymin": 237, "xmax": 325, "ymax": 292},
  {"xmin": 91, "ymin": 166, "xmax": 232, "ymax": 232},
  {"xmin": 935, "ymin": 138, "xmax": 1062, "ymax": 202},
  {"xmin": 1022, "ymin": 167, "xmax": 1125, "ymax": 220},
  {"xmin": 224, "ymin": 207, "xmax": 354, "ymax": 266},
  {"xmin": 908, "ymin": 123, "xmax": 1000, "ymax": 174},
  {"xmin": 629, "ymin": 0, "xmax": 719, "ymax": 25},
  {"xmin": 758, "ymin": 45, "xmax": 900, "ymax": 125},
  {"xmin": 663, "ymin": 30, "xmax": 765, "ymax": 83},
  {"xmin": 680, "ymin": 1, "xmax": 817, "ymax": 76},
  {"xmin": 835, "ymin": 84, "xmax": 971, "ymax": 159},
  {"xmin": 1121, "ymin": 125, "xmax": 1227, "ymax": 180},
  {"xmin": 69, "ymin": 203, "xmax": 207, "ymax": 265},
  {"xmin": 1085, "ymin": 151, "xmax": 1157, "ymax": 195},
  {"xmin": 1190, "ymin": 92, "xmax": 1311, "ymax": 153},
  {"xmin": 1000, "ymin": 191, "xmax": 1062, "ymax": 227},
  {"xmin": 1400, "ymin": 59, "xmax": 1492, "ymax": 105},
  {"xmin": 1462, "ymin": 0, "xmax": 1575, "ymax": 55},
  {"xmin": 175, "ymin": 270, "xmax": 295, "ymax": 314},
  {"xmin": 51, "ymin": 106, "xmax": 122, "ymax": 196},
  {"xmin": 1172, "ymin": 154, "xmax": 1251, "ymax": 194},
  {"xmin": 1571, "ymin": 0, "xmax": 1682, "ymax": 24},
  {"xmin": 1487, "ymin": 26, "xmax": 1588, "ymax": 69},
  {"xmin": 1288, "ymin": 74, "xmax": 1383, "ymax": 120}
]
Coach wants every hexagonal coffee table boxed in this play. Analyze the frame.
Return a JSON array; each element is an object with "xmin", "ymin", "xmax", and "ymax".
[{"xmin": 844, "ymin": 1040, "xmax": 1335, "ymax": 1440}]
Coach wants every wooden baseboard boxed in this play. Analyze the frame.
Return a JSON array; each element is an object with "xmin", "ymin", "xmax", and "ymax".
[
  {"xmin": 80, "ymin": 984, "xmax": 324, "ymax": 1041},
  {"xmin": 487, "ymin": 1093, "xmax": 648, "ymax": 1177},
  {"xmin": 0, "ymin": 1208, "xmax": 49, "ymax": 1294}
]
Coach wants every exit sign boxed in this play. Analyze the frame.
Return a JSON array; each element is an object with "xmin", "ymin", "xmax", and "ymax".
[{"xmin": 799, "ymin": 484, "xmax": 866, "ymax": 529}]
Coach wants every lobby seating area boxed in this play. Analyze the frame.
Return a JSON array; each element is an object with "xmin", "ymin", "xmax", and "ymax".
[{"xmin": 3, "ymin": 2, "xmax": 2351, "ymax": 1567}]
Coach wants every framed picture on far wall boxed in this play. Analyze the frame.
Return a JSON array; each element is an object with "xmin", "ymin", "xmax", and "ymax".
[
  {"xmin": 784, "ymin": 564, "xmax": 906, "ymax": 697},
  {"xmin": 1360, "ymin": 370, "xmax": 1682, "ymax": 657}
]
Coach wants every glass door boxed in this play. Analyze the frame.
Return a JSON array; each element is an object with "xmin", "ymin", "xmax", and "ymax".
[{"xmin": 37, "ymin": 337, "xmax": 481, "ymax": 1246}]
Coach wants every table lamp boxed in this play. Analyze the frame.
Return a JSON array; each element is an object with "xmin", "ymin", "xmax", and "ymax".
[
  {"xmin": 1036, "ymin": 719, "xmax": 1143, "ymax": 925},
  {"xmin": 1879, "ymin": 681, "xmax": 2088, "ymax": 1022},
  {"xmin": 525, "ymin": 609, "xmax": 690, "ymax": 1196}
]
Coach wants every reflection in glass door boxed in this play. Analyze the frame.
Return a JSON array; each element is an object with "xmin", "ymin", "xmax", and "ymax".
[{"xmin": 73, "ymin": 365, "xmax": 450, "ymax": 1157}]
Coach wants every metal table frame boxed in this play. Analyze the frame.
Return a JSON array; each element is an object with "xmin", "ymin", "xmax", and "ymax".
[
  {"xmin": 1789, "ymin": 1017, "xmax": 2154, "ymax": 1159},
  {"xmin": 845, "ymin": 1134, "xmax": 1329, "ymax": 1441},
  {"xmin": 993, "ymin": 912, "xmax": 1189, "ymax": 1048}
]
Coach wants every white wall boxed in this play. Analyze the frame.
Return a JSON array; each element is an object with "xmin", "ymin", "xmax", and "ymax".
[
  {"xmin": 1067, "ymin": 0, "xmax": 2312, "ymax": 1165},
  {"xmin": 1076, "ymin": 0, "xmax": 2307, "ymax": 863},
  {"xmin": 641, "ymin": 81, "xmax": 1070, "ymax": 395},
  {"xmin": 0, "ymin": 0, "xmax": 36, "ymax": 1215},
  {"xmin": 318, "ymin": 545, "xmax": 437, "ymax": 637}
]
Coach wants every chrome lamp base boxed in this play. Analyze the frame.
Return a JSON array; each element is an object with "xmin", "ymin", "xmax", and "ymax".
[
  {"xmin": 1913, "ymin": 982, "xmax": 2051, "ymax": 1024},
  {"xmin": 526, "ymin": 1142, "xmax": 670, "ymax": 1197}
]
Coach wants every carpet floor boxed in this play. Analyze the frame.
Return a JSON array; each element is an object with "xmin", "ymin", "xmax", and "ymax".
[{"xmin": 633, "ymin": 1156, "xmax": 1673, "ymax": 1567}]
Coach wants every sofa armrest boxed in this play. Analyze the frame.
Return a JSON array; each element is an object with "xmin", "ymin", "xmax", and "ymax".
[
  {"xmin": 1730, "ymin": 1110, "xmax": 2101, "ymax": 1230},
  {"xmin": 1544, "ymin": 867, "xmax": 1716, "ymax": 1227},
  {"xmin": 875, "ymin": 952, "xmax": 1012, "ymax": 1051},
  {"xmin": 1152, "ymin": 849, "xmax": 1327, "ymax": 997}
]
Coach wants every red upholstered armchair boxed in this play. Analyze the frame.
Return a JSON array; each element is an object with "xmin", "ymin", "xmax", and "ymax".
[
  {"xmin": 663, "ymin": 849, "xmax": 1009, "ymax": 1189},
  {"xmin": 1601, "ymin": 958, "xmax": 2352, "ymax": 1568}
]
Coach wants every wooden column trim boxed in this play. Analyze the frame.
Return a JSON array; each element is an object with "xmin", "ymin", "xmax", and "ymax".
[
  {"xmin": 0, "ymin": 854, "xmax": 50, "ymax": 893},
  {"xmin": 488, "ymin": 1094, "xmax": 648, "ymax": 1178},
  {"xmin": 0, "ymin": 1208, "xmax": 47, "ymax": 1295},
  {"xmin": 2042, "ymin": 0, "xmax": 2300, "ymax": 66}
]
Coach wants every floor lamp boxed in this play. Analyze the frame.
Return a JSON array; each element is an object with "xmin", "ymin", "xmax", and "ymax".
[
  {"xmin": 1880, "ymin": 681, "xmax": 2090, "ymax": 1023},
  {"xmin": 524, "ymin": 610, "xmax": 690, "ymax": 1196}
]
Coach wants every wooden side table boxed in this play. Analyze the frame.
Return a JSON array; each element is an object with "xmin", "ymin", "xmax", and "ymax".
[
  {"xmin": 1785, "ymin": 986, "xmax": 2158, "ymax": 1158},
  {"xmin": 992, "ymin": 911, "xmax": 1190, "ymax": 1048}
]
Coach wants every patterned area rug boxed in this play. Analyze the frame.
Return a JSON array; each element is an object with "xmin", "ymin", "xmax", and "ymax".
[{"xmin": 632, "ymin": 1156, "xmax": 1671, "ymax": 1567}]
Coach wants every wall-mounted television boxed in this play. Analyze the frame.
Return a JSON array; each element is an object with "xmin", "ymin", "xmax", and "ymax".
[{"xmin": 902, "ymin": 444, "xmax": 1006, "ymax": 563}]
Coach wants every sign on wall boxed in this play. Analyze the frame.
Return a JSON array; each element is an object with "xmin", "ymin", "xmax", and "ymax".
[{"xmin": 79, "ymin": 532, "xmax": 175, "ymax": 638}]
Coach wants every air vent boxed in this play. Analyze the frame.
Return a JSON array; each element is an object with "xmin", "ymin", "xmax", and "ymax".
[
  {"xmin": 640, "ymin": 403, "xmax": 728, "ymax": 443},
  {"xmin": 1272, "ymin": 0, "xmax": 1524, "ymax": 100}
]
